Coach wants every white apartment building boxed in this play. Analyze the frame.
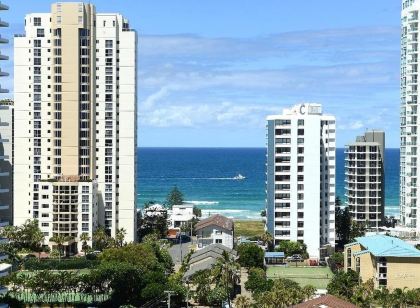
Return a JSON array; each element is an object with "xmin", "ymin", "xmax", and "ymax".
[
  {"xmin": 0, "ymin": 100, "xmax": 13, "ymax": 228},
  {"xmin": 0, "ymin": 2, "xmax": 11, "ymax": 229},
  {"xmin": 345, "ymin": 130, "xmax": 385, "ymax": 229},
  {"xmin": 265, "ymin": 104, "xmax": 336, "ymax": 259},
  {"xmin": 401, "ymin": 0, "xmax": 420, "ymax": 232},
  {"xmin": 13, "ymin": 2, "xmax": 137, "ymax": 253}
]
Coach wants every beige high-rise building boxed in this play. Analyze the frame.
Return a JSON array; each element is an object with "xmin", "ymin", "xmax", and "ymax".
[{"xmin": 13, "ymin": 2, "xmax": 137, "ymax": 253}]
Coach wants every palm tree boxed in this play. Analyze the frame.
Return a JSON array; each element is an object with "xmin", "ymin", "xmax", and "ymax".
[
  {"xmin": 49, "ymin": 234, "xmax": 66, "ymax": 262},
  {"xmin": 79, "ymin": 232, "xmax": 90, "ymax": 257},
  {"xmin": 233, "ymin": 295, "xmax": 253, "ymax": 308},
  {"xmin": 260, "ymin": 231, "xmax": 274, "ymax": 250},
  {"xmin": 212, "ymin": 250, "xmax": 240, "ymax": 307}
]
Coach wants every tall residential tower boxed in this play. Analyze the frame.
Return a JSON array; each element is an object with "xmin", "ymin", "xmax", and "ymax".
[
  {"xmin": 14, "ymin": 2, "xmax": 137, "ymax": 252},
  {"xmin": 265, "ymin": 104, "xmax": 336, "ymax": 258},
  {"xmin": 0, "ymin": 2, "xmax": 12, "ymax": 229},
  {"xmin": 345, "ymin": 130, "xmax": 385, "ymax": 229},
  {"xmin": 401, "ymin": 0, "xmax": 420, "ymax": 231}
]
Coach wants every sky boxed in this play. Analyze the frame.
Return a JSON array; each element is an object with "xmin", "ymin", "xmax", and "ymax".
[{"xmin": 3, "ymin": 0, "xmax": 402, "ymax": 147}]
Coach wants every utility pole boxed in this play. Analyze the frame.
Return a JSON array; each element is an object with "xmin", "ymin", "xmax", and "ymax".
[{"xmin": 164, "ymin": 290, "xmax": 175, "ymax": 308}]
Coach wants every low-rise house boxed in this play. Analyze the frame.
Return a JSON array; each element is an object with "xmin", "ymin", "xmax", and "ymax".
[
  {"xmin": 195, "ymin": 214, "xmax": 234, "ymax": 249},
  {"xmin": 344, "ymin": 234, "xmax": 420, "ymax": 289},
  {"xmin": 183, "ymin": 243, "xmax": 237, "ymax": 280},
  {"xmin": 170, "ymin": 203, "xmax": 194, "ymax": 228}
]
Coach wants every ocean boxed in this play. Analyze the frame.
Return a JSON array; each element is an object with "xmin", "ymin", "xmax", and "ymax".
[{"xmin": 137, "ymin": 148, "xmax": 400, "ymax": 220}]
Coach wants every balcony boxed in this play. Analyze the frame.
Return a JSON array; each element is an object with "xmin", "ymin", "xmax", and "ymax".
[
  {"xmin": 0, "ymin": 204, "xmax": 8, "ymax": 210},
  {"xmin": 0, "ymin": 263, "xmax": 11, "ymax": 278}
]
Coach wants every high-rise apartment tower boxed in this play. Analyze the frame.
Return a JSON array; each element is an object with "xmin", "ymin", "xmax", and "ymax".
[
  {"xmin": 14, "ymin": 2, "xmax": 137, "ymax": 252},
  {"xmin": 345, "ymin": 130, "xmax": 385, "ymax": 229},
  {"xmin": 0, "ymin": 2, "xmax": 11, "ymax": 229},
  {"xmin": 265, "ymin": 104, "xmax": 336, "ymax": 258},
  {"xmin": 401, "ymin": 0, "xmax": 420, "ymax": 231}
]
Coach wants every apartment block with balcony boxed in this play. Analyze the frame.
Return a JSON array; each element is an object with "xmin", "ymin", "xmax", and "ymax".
[
  {"xmin": 345, "ymin": 130, "xmax": 385, "ymax": 229},
  {"xmin": 344, "ymin": 234, "xmax": 420, "ymax": 289},
  {"xmin": 13, "ymin": 2, "xmax": 137, "ymax": 253},
  {"xmin": 401, "ymin": 0, "xmax": 420, "ymax": 232},
  {"xmin": 265, "ymin": 103, "xmax": 336, "ymax": 259}
]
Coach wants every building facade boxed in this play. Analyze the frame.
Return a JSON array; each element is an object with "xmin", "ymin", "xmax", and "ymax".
[
  {"xmin": 0, "ymin": 100, "xmax": 13, "ymax": 229},
  {"xmin": 13, "ymin": 2, "xmax": 137, "ymax": 252},
  {"xmin": 169, "ymin": 203, "xmax": 194, "ymax": 229},
  {"xmin": 401, "ymin": 0, "xmax": 420, "ymax": 232},
  {"xmin": 195, "ymin": 214, "xmax": 234, "ymax": 250},
  {"xmin": 345, "ymin": 130, "xmax": 385, "ymax": 229},
  {"xmin": 265, "ymin": 103, "xmax": 336, "ymax": 258},
  {"xmin": 0, "ymin": 2, "xmax": 10, "ymax": 229},
  {"xmin": 345, "ymin": 235, "xmax": 420, "ymax": 290}
]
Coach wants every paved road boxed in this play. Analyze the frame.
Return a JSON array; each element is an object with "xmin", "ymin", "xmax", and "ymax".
[{"xmin": 168, "ymin": 238, "xmax": 194, "ymax": 265}]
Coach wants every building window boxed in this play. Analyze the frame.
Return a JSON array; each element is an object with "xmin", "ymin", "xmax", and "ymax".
[
  {"xmin": 37, "ymin": 28, "xmax": 45, "ymax": 37},
  {"xmin": 34, "ymin": 17, "xmax": 42, "ymax": 26},
  {"xmin": 215, "ymin": 239, "xmax": 222, "ymax": 244},
  {"xmin": 347, "ymin": 248, "xmax": 352, "ymax": 268},
  {"xmin": 355, "ymin": 257, "xmax": 360, "ymax": 273}
]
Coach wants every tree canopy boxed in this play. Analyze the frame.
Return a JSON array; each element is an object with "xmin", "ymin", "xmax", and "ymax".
[
  {"xmin": 237, "ymin": 243, "xmax": 264, "ymax": 269},
  {"xmin": 166, "ymin": 186, "xmax": 184, "ymax": 207},
  {"xmin": 274, "ymin": 240, "xmax": 308, "ymax": 258}
]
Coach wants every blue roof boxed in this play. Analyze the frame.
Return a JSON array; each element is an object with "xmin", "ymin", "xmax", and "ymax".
[
  {"xmin": 354, "ymin": 235, "xmax": 420, "ymax": 258},
  {"xmin": 265, "ymin": 251, "xmax": 285, "ymax": 258}
]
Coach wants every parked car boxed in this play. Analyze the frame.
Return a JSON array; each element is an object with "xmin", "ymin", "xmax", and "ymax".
[{"xmin": 287, "ymin": 254, "xmax": 303, "ymax": 262}]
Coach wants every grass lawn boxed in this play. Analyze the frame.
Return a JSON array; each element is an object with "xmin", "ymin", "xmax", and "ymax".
[
  {"xmin": 266, "ymin": 266, "xmax": 333, "ymax": 289},
  {"xmin": 234, "ymin": 220, "xmax": 265, "ymax": 238}
]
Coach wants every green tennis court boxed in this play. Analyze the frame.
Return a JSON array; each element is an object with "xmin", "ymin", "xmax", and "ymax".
[{"xmin": 266, "ymin": 266, "xmax": 333, "ymax": 289}]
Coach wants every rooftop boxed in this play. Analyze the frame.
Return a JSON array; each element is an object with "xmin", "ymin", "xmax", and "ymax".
[
  {"xmin": 291, "ymin": 294, "xmax": 357, "ymax": 308},
  {"xmin": 265, "ymin": 251, "xmax": 285, "ymax": 258},
  {"xmin": 348, "ymin": 234, "xmax": 420, "ymax": 258},
  {"xmin": 195, "ymin": 214, "xmax": 233, "ymax": 231}
]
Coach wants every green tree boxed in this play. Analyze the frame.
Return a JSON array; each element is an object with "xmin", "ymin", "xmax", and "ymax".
[
  {"xmin": 114, "ymin": 228, "xmax": 126, "ymax": 247},
  {"xmin": 260, "ymin": 231, "xmax": 274, "ymax": 251},
  {"xmin": 233, "ymin": 295, "xmax": 253, "ymax": 308},
  {"xmin": 211, "ymin": 250, "xmax": 240, "ymax": 306},
  {"xmin": 93, "ymin": 226, "xmax": 113, "ymax": 251},
  {"xmin": 193, "ymin": 206, "xmax": 202, "ymax": 217},
  {"xmin": 349, "ymin": 220, "xmax": 366, "ymax": 241},
  {"xmin": 191, "ymin": 269, "xmax": 212, "ymax": 305},
  {"xmin": 255, "ymin": 278, "xmax": 312, "ymax": 307},
  {"xmin": 328, "ymin": 252, "xmax": 344, "ymax": 272},
  {"xmin": 335, "ymin": 201, "xmax": 351, "ymax": 248},
  {"xmin": 237, "ymin": 242, "xmax": 264, "ymax": 269},
  {"xmin": 245, "ymin": 267, "xmax": 273, "ymax": 295},
  {"xmin": 49, "ymin": 234, "xmax": 66, "ymax": 262},
  {"xmin": 138, "ymin": 211, "xmax": 168, "ymax": 240},
  {"xmin": 79, "ymin": 232, "xmax": 90, "ymax": 257},
  {"xmin": 274, "ymin": 240, "xmax": 308, "ymax": 258},
  {"xmin": 166, "ymin": 186, "xmax": 184, "ymax": 207},
  {"xmin": 351, "ymin": 278, "xmax": 374, "ymax": 307},
  {"xmin": 327, "ymin": 270, "xmax": 360, "ymax": 300}
]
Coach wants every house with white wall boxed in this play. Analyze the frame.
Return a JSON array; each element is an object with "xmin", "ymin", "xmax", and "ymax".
[
  {"xmin": 195, "ymin": 214, "xmax": 234, "ymax": 249},
  {"xmin": 170, "ymin": 203, "xmax": 194, "ymax": 228}
]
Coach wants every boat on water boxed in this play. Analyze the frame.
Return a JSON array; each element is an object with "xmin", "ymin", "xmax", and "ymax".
[{"xmin": 233, "ymin": 174, "xmax": 246, "ymax": 180}]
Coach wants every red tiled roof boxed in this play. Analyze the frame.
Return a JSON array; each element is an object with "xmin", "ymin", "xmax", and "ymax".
[{"xmin": 291, "ymin": 295, "xmax": 357, "ymax": 308}]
